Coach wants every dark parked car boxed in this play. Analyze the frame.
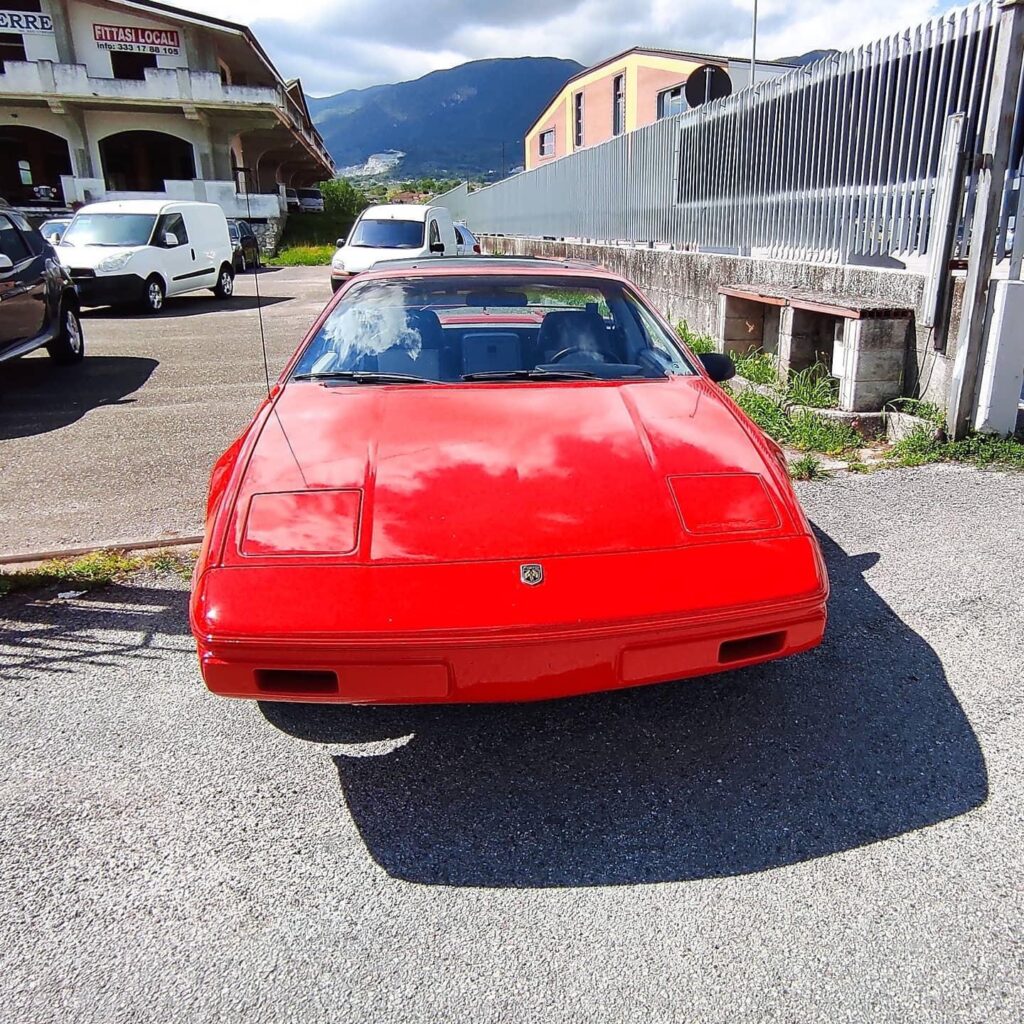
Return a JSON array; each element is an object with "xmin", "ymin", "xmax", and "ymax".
[
  {"xmin": 0, "ymin": 208, "xmax": 83, "ymax": 367},
  {"xmin": 227, "ymin": 218, "xmax": 261, "ymax": 272}
]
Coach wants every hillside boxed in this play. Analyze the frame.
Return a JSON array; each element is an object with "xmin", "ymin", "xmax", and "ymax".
[{"xmin": 308, "ymin": 57, "xmax": 584, "ymax": 179}]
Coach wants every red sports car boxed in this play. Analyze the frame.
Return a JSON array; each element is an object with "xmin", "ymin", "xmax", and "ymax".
[{"xmin": 190, "ymin": 258, "xmax": 828, "ymax": 703}]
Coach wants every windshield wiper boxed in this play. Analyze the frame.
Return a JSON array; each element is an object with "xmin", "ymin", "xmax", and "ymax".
[
  {"xmin": 293, "ymin": 370, "xmax": 441, "ymax": 384},
  {"xmin": 461, "ymin": 368, "xmax": 600, "ymax": 381}
]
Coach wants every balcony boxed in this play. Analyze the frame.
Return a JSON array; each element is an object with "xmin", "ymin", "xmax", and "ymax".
[{"xmin": 0, "ymin": 59, "xmax": 282, "ymax": 109}]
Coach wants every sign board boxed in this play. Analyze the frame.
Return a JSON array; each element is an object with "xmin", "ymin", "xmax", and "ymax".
[
  {"xmin": 0, "ymin": 10, "xmax": 54, "ymax": 32},
  {"xmin": 93, "ymin": 23, "xmax": 181, "ymax": 55}
]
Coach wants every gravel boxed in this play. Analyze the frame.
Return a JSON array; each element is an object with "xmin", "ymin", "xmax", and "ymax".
[{"xmin": 1, "ymin": 464, "xmax": 1022, "ymax": 1022}]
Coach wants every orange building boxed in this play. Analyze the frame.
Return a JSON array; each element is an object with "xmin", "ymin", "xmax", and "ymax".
[{"xmin": 524, "ymin": 47, "xmax": 797, "ymax": 170}]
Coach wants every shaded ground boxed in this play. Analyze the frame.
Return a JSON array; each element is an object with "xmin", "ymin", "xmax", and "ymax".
[{"xmin": 1, "ymin": 466, "xmax": 1021, "ymax": 1022}]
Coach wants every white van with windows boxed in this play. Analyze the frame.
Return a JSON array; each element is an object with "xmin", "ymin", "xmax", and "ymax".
[
  {"xmin": 57, "ymin": 200, "xmax": 235, "ymax": 313},
  {"xmin": 330, "ymin": 204, "xmax": 458, "ymax": 292}
]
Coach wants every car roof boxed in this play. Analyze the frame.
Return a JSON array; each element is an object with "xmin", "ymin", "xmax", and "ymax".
[
  {"xmin": 361, "ymin": 204, "xmax": 437, "ymax": 222},
  {"xmin": 75, "ymin": 199, "xmax": 219, "ymax": 215},
  {"xmin": 359, "ymin": 255, "xmax": 614, "ymax": 279}
]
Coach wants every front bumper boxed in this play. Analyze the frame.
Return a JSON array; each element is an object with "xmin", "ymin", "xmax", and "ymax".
[
  {"xmin": 192, "ymin": 540, "xmax": 828, "ymax": 703},
  {"xmin": 330, "ymin": 270, "xmax": 353, "ymax": 292},
  {"xmin": 70, "ymin": 272, "xmax": 146, "ymax": 307}
]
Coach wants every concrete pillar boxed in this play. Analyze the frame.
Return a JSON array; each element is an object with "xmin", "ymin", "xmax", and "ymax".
[
  {"xmin": 974, "ymin": 280, "xmax": 1024, "ymax": 434},
  {"xmin": 833, "ymin": 317, "xmax": 909, "ymax": 412}
]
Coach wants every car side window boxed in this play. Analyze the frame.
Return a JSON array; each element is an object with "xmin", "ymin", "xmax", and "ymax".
[
  {"xmin": 0, "ymin": 215, "xmax": 31, "ymax": 264},
  {"xmin": 454, "ymin": 227, "xmax": 464, "ymax": 245},
  {"xmin": 429, "ymin": 220, "xmax": 440, "ymax": 246},
  {"xmin": 155, "ymin": 213, "xmax": 188, "ymax": 248}
]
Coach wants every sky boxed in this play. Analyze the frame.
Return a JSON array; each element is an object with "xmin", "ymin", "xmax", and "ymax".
[{"xmin": 179, "ymin": 0, "xmax": 960, "ymax": 97}]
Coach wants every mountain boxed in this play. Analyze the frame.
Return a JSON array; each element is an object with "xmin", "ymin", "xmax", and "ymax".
[
  {"xmin": 308, "ymin": 57, "xmax": 584, "ymax": 179},
  {"xmin": 774, "ymin": 49, "xmax": 841, "ymax": 67}
]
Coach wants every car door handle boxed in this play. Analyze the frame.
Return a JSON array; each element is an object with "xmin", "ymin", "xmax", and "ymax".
[{"xmin": 191, "ymin": 248, "xmax": 196, "ymax": 260}]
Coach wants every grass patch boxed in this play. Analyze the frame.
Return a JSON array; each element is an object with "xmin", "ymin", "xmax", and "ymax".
[
  {"xmin": 787, "ymin": 363, "xmax": 838, "ymax": 409},
  {"xmin": 886, "ymin": 397, "xmax": 945, "ymax": 428},
  {"xmin": 0, "ymin": 548, "xmax": 196, "ymax": 597},
  {"xmin": 267, "ymin": 244, "xmax": 335, "ymax": 267},
  {"xmin": 788, "ymin": 455, "xmax": 827, "ymax": 481},
  {"xmin": 676, "ymin": 320, "xmax": 716, "ymax": 355},
  {"xmin": 889, "ymin": 427, "xmax": 1024, "ymax": 470},
  {"xmin": 733, "ymin": 347, "xmax": 778, "ymax": 385},
  {"xmin": 735, "ymin": 388, "xmax": 859, "ymax": 456},
  {"xmin": 278, "ymin": 210, "xmax": 355, "ymax": 248},
  {"xmin": 787, "ymin": 409, "xmax": 860, "ymax": 455}
]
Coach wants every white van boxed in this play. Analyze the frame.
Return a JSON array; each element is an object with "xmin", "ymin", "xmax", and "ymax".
[
  {"xmin": 57, "ymin": 200, "xmax": 235, "ymax": 313},
  {"xmin": 330, "ymin": 204, "xmax": 458, "ymax": 292}
]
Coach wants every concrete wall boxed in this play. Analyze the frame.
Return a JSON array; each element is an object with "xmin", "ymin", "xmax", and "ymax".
[
  {"xmin": 482, "ymin": 235, "xmax": 962, "ymax": 408},
  {"xmin": 68, "ymin": 1, "xmax": 190, "ymax": 77}
]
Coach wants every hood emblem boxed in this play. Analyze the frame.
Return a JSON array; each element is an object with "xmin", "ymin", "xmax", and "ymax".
[{"xmin": 520, "ymin": 563, "xmax": 544, "ymax": 586}]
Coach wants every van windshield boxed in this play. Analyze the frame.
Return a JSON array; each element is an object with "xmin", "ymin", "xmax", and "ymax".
[
  {"xmin": 348, "ymin": 218, "xmax": 424, "ymax": 249},
  {"xmin": 298, "ymin": 189, "xmax": 322, "ymax": 199},
  {"xmin": 62, "ymin": 213, "xmax": 156, "ymax": 248}
]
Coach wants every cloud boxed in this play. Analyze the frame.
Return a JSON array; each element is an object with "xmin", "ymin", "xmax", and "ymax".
[{"xmin": 176, "ymin": 0, "xmax": 957, "ymax": 95}]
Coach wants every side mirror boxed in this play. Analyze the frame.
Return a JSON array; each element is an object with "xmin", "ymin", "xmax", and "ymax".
[
  {"xmin": 699, "ymin": 352, "xmax": 736, "ymax": 382},
  {"xmin": 0, "ymin": 253, "xmax": 12, "ymax": 271},
  {"xmin": 430, "ymin": 242, "xmax": 445, "ymax": 254},
  {"xmin": 163, "ymin": 231, "xmax": 179, "ymax": 247},
  {"xmin": 48, "ymin": 232, "xmax": 62, "ymax": 244},
  {"xmin": 336, "ymin": 238, "xmax": 345, "ymax": 248}
]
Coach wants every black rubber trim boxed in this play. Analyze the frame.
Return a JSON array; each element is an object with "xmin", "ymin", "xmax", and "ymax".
[{"xmin": 173, "ymin": 267, "xmax": 216, "ymax": 281}]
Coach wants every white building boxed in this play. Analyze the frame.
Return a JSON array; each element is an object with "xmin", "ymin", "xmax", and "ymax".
[{"xmin": 0, "ymin": 0, "xmax": 334, "ymax": 222}]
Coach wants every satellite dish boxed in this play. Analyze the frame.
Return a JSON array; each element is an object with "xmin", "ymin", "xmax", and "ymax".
[{"xmin": 684, "ymin": 64, "xmax": 732, "ymax": 108}]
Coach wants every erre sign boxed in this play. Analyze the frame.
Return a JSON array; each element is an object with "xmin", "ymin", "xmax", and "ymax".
[
  {"xmin": 0, "ymin": 10, "xmax": 54, "ymax": 32},
  {"xmin": 93, "ymin": 23, "xmax": 181, "ymax": 55}
]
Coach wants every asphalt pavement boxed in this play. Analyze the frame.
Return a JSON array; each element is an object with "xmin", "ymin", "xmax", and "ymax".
[
  {"xmin": 1, "ymin": 465, "xmax": 1021, "ymax": 1022},
  {"xmin": 0, "ymin": 266, "xmax": 331, "ymax": 556}
]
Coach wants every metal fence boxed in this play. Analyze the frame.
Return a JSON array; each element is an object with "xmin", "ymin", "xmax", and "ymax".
[{"xmin": 440, "ymin": 0, "xmax": 1024, "ymax": 265}]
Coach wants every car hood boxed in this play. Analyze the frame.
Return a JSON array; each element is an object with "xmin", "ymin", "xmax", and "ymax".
[
  {"xmin": 226, "ymin": 377, "xmax": 802, "ymax": 565},
  {"xmin": 337, "ymin": 245, "xmax": 424, "ymax": 272},
  {"xmin": 56, "ymin": 244, "xmax": 140, "ymax": 269}
]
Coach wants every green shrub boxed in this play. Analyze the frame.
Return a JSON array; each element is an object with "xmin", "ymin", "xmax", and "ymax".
[
  {"xmin": 888, "ymin": 427, "xmax": 1024, "ymax": 469},
  {"xmin": 736, "ymin": 389, "xmax": 791, "ymax": 441},
  {"xmin": 787, "ymin": 363, "xmax": 838, "ymax": 408},
  {"xmin": 733, "ymin": 347, "xmax": 778, "ymax": 385},
  {"xmin": 675, "ymin": 320, "xmax": 716, "ymax": 355}
]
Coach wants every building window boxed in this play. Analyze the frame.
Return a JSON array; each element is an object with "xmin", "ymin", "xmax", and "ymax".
[
  {"xmin": 573, "ymin": 92, "xmax": 584, "ymax": 148},
  {"xmin": 17, "ymin": 158, "xmax": 31, "ymax": 185},
  {"xmin": 539, "ymin": 129, "xmax": 555, "ymax": 157},
  {"xmin": 0, "ymin": 32, "xmax": 27, "ymax": 72},
  {"xmin": 110, "ymin": 50, "xmax": 158, "ymax": 81},
  {"xmin": 612, "ymin": 74, "xmax": 625, "ymax": 136},
  {"xmin": 657, "ymin": 85, "xmax": 687, "ymax": 120}
]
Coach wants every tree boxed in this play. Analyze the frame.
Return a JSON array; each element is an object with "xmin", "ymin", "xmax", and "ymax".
[{"xmin": 319, "ymin": 178, "xmax": 368, "ymax": 219}]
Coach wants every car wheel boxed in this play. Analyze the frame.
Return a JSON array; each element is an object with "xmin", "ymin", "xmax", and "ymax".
[
  {"xmin": 47, "ymin": 303, "xmax": 85, "ymax": 365},
  {"xmin": 212, "ymin": 264, "xmax": 235, "ymax": 299},
  {"xmin": 142, "ymin": 275, "xmax": 165, "ymax": 314}
]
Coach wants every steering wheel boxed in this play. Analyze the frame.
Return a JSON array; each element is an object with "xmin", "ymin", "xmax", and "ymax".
[{"xmin": 548, "ymin": 346, "xmax": 609, "ymax": 363}]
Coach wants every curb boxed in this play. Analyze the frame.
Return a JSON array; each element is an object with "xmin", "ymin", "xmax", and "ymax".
[{"xmin": 0, "ymin": 535, "xmax": 203, "ymax": 568}]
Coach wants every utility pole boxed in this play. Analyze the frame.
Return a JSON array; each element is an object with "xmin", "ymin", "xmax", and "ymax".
[
  {"xmin": 947, "ymin": 0, "xmax": 1024, "ymax": 437},
  {"xmin": 750, "ymin": 0, "xmax": 758, "ymax": 87}
]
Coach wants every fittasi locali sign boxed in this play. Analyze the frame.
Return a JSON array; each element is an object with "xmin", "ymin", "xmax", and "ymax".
[
  {"xmin": 92, "ymin": 23, "xmax": 181, "ymax": 55},
  {"xmin": 0, "ymin": 10, "xmax": 54, "ymax": 32}
]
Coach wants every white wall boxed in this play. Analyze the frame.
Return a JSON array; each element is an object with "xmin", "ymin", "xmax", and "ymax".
[{"xmin": 68, "ymin": 1, "xmax": 190, "ymax": 77}]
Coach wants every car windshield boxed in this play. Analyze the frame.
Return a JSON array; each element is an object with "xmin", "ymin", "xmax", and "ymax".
[
  {"xmin": 298, "ymin": 189, "xmax": 322, "ymax": 200},
  {"xmin": 291, "ymin": 274, "xmax": 696, "ymax": 383},
  {"xmin": 348, "ymin": 218, "xmax": 424, "ymax": 249},
  {"xmin": 228, "ymin": 223, "xmax": 240, "ymax": 240},
  {"xmin": 61, "ymin": 213, "xmax": 156, "ymax": 248}
]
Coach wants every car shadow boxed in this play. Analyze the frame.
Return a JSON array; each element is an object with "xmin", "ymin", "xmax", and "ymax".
[
  {"xmin": 261, "ymin": 528, "xmax": 988, "ymax": 887},
  {"xmin": 0, "ymin": 354, "xmax": 158, "ymax": 440},
  {"xmin": 80, "ymin": 295, "xmax": 291, "ymax": 319}
]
